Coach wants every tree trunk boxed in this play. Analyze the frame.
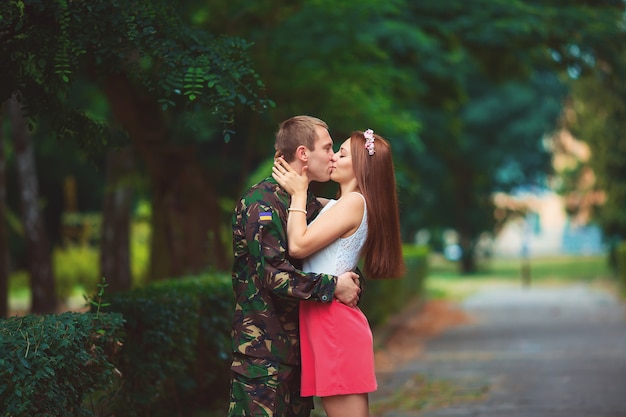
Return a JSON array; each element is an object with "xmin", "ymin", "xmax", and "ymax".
[
  {"xmin": 205, "ymin": 178, "xmax": 229, "ymax": 271},
  {"xmin": 458, "ymin": 233, "xmax": 476, "ymax": 274},
  {"xmin": 100, "ymin": 146, "xmax": 135, "ymax": 293},
  {"xmin": 0, "ymin": 102, "xmax": 9, "ymax": 317},
  {"xmin": 149, "ymin": 146, "xmax": 233, "ymax": 278},
  {"xmin": 149, "ymin": 147, "xmax": 210, "ymax": 279},
  {"xmin": 8, "ymin": 95, "xmax": 57, "ymax": 314},
  {"xmin": 452, "ymin": 163, "xmax": 478, "ymax": 274},
  {"xmin": 103, "ymin": 74, "xmax": 228, "ymax": 281}
]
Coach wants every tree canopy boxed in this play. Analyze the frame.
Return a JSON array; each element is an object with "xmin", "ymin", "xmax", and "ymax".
[
  {"xmin": 1, "ymin": 0, "xmax": 625, "ymax": 289},
  {"xmin": 567, "ymin": 54, "xmax": 626, "ymax": 241},
  {"xmin": 199, "ymin": 0, "xmax": 626, "ymax": 271},
  {"xmin": 1, "ymin": 0, "xmax": 271, "ymax": 143}
]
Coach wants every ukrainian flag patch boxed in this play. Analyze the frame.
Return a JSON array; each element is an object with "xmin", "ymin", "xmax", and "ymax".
[{"xmin": 259, "ymin": 211, "xmax": 272, "ymax": 222}]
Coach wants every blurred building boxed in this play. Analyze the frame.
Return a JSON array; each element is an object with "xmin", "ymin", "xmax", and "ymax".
[
  {"xmin": 491, "ymin": 128, "xmax": 606, "ymax": 258},
  {"xmin": 492, "ymin": 190, "xmax": 604, "ymax": 258}
]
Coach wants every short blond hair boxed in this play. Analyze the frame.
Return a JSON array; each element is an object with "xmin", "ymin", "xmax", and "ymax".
[{"xmin": 275, "ymin": 116, "xmax": 328, "ymax": 162}]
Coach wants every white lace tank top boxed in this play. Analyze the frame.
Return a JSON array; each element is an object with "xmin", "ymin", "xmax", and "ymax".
[{"xmin": 302, "ymin": 192, "xmax": 368, "ymax": 276}]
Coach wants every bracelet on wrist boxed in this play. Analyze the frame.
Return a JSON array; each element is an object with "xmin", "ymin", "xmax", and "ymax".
[{"xmin": 287, "ymin": 208, "xmax": 307, "ymax": 214}]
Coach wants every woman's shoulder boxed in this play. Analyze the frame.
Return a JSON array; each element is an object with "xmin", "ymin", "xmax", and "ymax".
[
  {"xmin": 348, "ymin": 191, "xmax": 365, "ymax": 201},
  {"xmin": 342, "ymin": 192, "xmax": 366, "ymax": 207},
  {"xmin": 336, "ymin": 192, "xmax": 365, "ymax": 210}
]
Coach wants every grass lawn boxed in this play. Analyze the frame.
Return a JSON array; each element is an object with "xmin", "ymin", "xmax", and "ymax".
[
  {"xmin": 425, "ymin": 253, "xmax": 616, "ymax": 301},
  {"xmin": 8, "ymin": 285, "xmax": 88, "ymax": 315}
]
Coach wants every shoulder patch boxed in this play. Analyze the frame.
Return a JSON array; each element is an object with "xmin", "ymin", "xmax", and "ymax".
[{"xmin": 259, "ymin": 211, "xmax": 272, "ymax": 222}]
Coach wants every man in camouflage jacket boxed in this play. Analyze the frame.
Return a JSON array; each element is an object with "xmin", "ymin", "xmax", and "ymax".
[{"xmin": 228, "ymin": 116, "xmax": 361, "ymax": 417}]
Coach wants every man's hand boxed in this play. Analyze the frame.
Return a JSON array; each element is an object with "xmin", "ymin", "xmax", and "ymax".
[{"xmin": 334, "ymin": 271, "xmax": 360, "ymax": 307}]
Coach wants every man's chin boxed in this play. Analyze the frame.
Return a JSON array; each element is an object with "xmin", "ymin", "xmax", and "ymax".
[{"xmin": 311, "ymin": 173, "xmax": 332, "ymax": 183}]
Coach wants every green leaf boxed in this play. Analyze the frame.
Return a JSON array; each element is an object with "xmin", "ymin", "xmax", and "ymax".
[{"xmin": 18, "ymin": 355, "xmax": 30, "ymax": 370}]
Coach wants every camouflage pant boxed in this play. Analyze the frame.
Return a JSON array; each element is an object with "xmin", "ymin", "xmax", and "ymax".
[{"xmin": 228, "ymin": 354, "xmax": 313, "ymax": 417}]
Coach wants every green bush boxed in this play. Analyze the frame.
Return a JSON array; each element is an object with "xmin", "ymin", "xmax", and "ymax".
[
  {"xmin": 9, "ymin": 219, "xmax": 153, "ymax": 305},
  {"xmin": 0, "ymin": 312, "xmax": 124, "ymax": 417},
  {"xmin": 8, "ymin": 270, "xmax": 29, "ymax": 293},
  {"xmin": 54, "ymin": 245, "xmax": 100, "ymax": 300},
  {"xmin": 100, "ymin": 273, "xmax": 233, "ymax": 417},
  {"xmin": 130, "ymin": 220, "xmax": 151, "ymax": 286},
  {"xmin": 94, "ymin": 248, "xmax": 428, "ymax": 417},
  {"xmin": 360, "ymin": 244, "xmax": 429, "ymax": 329}
]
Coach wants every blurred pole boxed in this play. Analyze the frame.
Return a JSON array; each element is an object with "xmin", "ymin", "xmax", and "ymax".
[
  {"xmin": 521, "ymin": 253, "xmax": 531, "ymax": 288},
  {"xmin": 521, "ymin": 215, "xmax": 532, "ymax": 288}
]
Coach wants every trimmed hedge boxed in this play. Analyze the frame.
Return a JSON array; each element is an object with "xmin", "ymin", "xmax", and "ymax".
[
  {"xmin": 0, "ymin": 312, "xmax": 124, "ymax": 417},
  {"xmin": 0, "ymin": 245, "xmax": 428, "ymax": 416},
  {"xmin": 97, "ymin": 247, "xmax": 428, "ymax": 416},
  {"xmin": 100, "ymin": 273, "xmax": 233, "ymax": 417},
  {"xmin": 360, "ymin": 244, "xmax": 429, "ymax": 328}
]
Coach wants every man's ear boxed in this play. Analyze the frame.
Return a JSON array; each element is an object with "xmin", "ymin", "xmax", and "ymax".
[{"xmin": 295, "ymin": 145, "xmax": 309, "ymax": 162}]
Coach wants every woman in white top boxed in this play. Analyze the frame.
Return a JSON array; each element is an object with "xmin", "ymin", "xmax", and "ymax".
[{"xmin": 273, "ymin": 129, "xmax": 405, "ymax": 417}]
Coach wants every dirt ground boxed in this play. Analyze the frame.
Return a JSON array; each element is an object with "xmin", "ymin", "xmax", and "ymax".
[{"xmin": 374, "ymin": 299, "xmax": 472, "ymax": 373}]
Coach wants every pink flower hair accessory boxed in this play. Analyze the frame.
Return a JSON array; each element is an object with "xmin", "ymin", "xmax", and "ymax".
[{"xmin": 364, "ymin": 129, "xmax": 375, "ymax": 155}]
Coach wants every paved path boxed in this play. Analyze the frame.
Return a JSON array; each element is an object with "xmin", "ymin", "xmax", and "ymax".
[{"xmin": 371, "ymin": 283, "xmax": 626, "ymax": 417}]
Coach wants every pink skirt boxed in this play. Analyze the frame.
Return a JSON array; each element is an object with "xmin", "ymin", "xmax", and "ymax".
[{"xmin": 299, "ymin": 299, "xmax": 377, "ymax": 397}]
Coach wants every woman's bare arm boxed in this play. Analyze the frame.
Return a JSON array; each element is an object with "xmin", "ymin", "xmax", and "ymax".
[{"xmin": 273, "ymin": 158, "xmax": 363, "ymax": 258}]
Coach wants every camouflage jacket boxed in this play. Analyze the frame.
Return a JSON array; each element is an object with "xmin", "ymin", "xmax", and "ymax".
[{"xmin": 230, "ymin": 177, "xmax": 337, "ymax": 368}]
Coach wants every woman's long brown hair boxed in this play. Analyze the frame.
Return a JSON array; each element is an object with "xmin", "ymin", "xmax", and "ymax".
[{"xmin": 349, "ymin": 131, "xmax": 405, "ymax": 279}]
